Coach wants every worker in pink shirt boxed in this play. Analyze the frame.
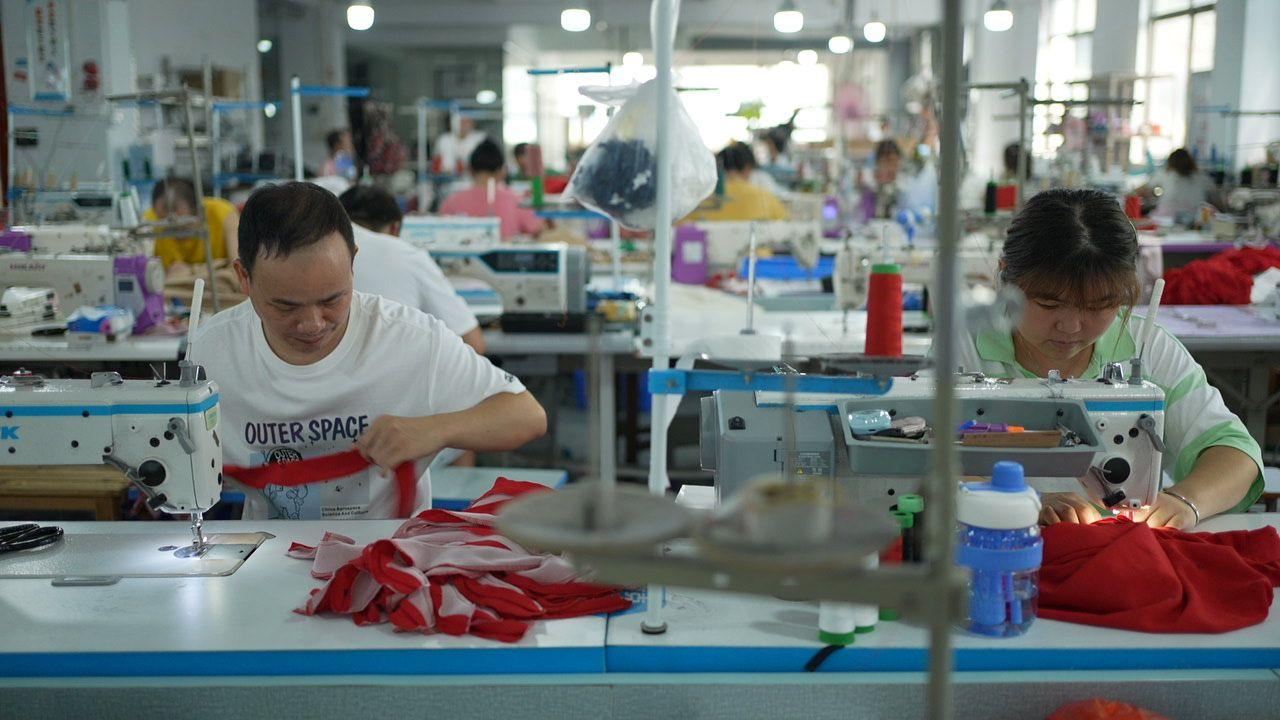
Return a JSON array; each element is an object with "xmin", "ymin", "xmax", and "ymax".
[{"xmin": 439, "ymin": 140, "xmax": 546, "ymax": 241}]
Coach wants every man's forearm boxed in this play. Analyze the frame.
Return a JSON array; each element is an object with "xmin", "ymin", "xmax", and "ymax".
[{"xmin": 434, "ymin": 391, "xmax": 545, "ymax": 452}]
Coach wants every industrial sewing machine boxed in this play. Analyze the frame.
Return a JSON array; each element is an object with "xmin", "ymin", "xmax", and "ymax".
[
  {"xmin": 0, "ymin": 253, "xmax": 165, "ymax": 333},
  {"xmin": 427, "ymin": 243, "xmax": 591, "ymax": 332},
  {"xmin": 700, "ymin": 360, "xmax": 1166, "ymax": 516},
  {"xmin": 833, "ymin": 237, "xmax": 1001, "ymax": 317},
  {"xmin": 0, "ymin": 362, "xmax": 222, "ymax": 553}
]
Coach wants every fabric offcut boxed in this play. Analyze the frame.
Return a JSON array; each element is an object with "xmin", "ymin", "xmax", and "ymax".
[
  {"xmin": 287, "ymin": 478, "xmax": 631, "ymax": 642},
  {"xmin": 1162, "ymin": 246, "xmax": 1280, "ymax": 305},
  {"xmin": 225, "ymin": 449, "xmax": 419, "ymax": 518},
  {"xmin": 1040, "ymin": 517, "xmax": 1280, "ymax": 633}
]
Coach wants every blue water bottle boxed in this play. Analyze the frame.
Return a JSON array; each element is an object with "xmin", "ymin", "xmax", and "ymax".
[{"xmin": 957, "ymin": 461, "xmax": 1043, "ymax": 637}]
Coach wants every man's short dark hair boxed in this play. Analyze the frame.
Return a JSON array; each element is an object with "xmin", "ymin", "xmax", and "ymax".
[
  {"xmin": 339, "ymin": 185, "xmax": 403, "ymax": 231},
  {"xmin": 238, "ymin": 182, "xmax": 355, "ymax": 276},
  {"xmin": 513, "ymin": 142, "xmax": 530, "ymax": 159},
  {"xmin": 326, "ymin": 129, "xmax": 348, "ymax": 154},
  {"xmin": 469, "ymin": 139, "xmax": 505, "ymax": 173},
  {"xmin": 152, "ymin": 177, "xmax": 198, "ymax": 211}
]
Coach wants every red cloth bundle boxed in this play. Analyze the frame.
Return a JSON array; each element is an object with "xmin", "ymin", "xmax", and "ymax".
[
  {"xmin": 1039, "ymin": 518, "xmax": 1280, "ymax": 633},
  {"xmin": 287, "ymin": 478, "xmax": 631, "ymax": 642},
  {"xmin": 1162, "ymin": 245, "xmax": 1280, "ymax": 305},
  {"xmin": 226, "ymin": 449, "xmax": 419, "ymax": 518}
]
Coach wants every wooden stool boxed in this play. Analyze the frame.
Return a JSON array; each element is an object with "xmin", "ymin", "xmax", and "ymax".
[{"xmin": 0, "ymin": 465, "xmax": 132, "ymax": 520}]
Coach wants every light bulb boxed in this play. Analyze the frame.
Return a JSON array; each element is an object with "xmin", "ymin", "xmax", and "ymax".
[
  {"xmin": 984, "ymin": 1, "xmax": 1013, "ymax": 32},
  {"xmin": 828, "ymin": 35, "xmax": 853, "ymax": 54},
  {"xmin": 263, "ymin": 103, "xmax": 277, "ymax": 118},
  {"xmin": 797, "ymin": 49, "xmax": 818, "ymax": 66},
  {"xmin": 773, "ymin": 0, "xmax": 803, "ymax": 34},
  {"xmin": 346, "ymin": 2, "xmax": 374, "ymax": 31},
  {"xmin": 256, "ymin": 39, "xmax": 273, "ymax": 54},
  {"xmin": 863, "ymin": 20, "xmax": 886, "ymax": 43},
  {"xmin": 476, "ymin": 90, "xmax": 498, "ymax": 105},
  {"xmin": 622, "ymin": 52, "xmax": 643, "ymax": 68},
  {"xmin": 561, "ymin": 8, "xmax": 591, "ymax": 32}
]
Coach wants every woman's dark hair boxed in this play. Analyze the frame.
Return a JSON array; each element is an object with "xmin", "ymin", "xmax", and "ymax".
[
  {"xmin": 1166, "ymin": 148, "xmax": 1197, "ymax": 178},
  {"xmin": 339, "ymin": 185, "xmax": 403, "ymax": 231},
  {"xmin": 718, "ymin": 143, "xmax": 753, "ymax": 174},
  {"xmin": 1001, "ymin": 188, "xmax": 1140, "ymax": 308},
  {"xmin": 469, "ymin": 139, "xmax": 505, "ymax": 173},
  {"xmin": 239, "ymin": 182, "xmax": 355, "ymax": 277},
  {"xmin": 1003, "ymin": 142, "xmax": 1030, "ymax": 179},
  {"xmin": 151, "ymin": 177, "xmax": 197, "ymax": 212},
  {"xmin": 874, "ymin": 139, "xmax": 902, "ymax": 163},
  {"xmin": 326, "ymin": 129, "xmax": 348, "ymax": 154}
]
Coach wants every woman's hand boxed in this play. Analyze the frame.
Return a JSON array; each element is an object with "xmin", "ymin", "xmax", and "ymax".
[
  {"xmin": 1039, "ymin": 492, "xmax": 1102, "ymax": 526},
  {"xmin": 1133, "ymin": 492, "xmax": 1198, "ymax": 530}
]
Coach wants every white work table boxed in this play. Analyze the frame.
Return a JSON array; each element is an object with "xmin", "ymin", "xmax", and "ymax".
[
  {"xmin": 654, "ymin": 284, "xmax": 933, "ymax": 359},
  {"xmin": 0, "ymin": 520, "xmax": 606, "ymax": 678},
  {"xmin": 0, "ymin": 334, "xmax": 183, "ymax": 363}
]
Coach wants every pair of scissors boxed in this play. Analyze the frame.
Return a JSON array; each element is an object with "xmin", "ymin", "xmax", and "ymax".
[{"xmin": 0, "ymin": 524, "xmax": 64, "ymax": 554}]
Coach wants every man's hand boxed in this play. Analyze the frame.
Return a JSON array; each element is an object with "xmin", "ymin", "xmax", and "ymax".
[
  {"xmin": 354, "ymin": 415, "xmax": 448, "ymax": 474},
  {"xmin": 1039, "ymin": 492, "xmax": 1102, "ymax": 526},
  {"xmin": 1133, "ymin": 492, "xmax": 1198, "ymax": 530}
]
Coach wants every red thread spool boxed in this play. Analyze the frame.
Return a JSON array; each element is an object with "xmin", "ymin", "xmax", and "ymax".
[
  {"xmin": 866, "ymin": 263, "xmax": 903, "ymax": 356},
  {"xmin": 1124, "ymin": 194, "xmax": 1142, "ymax": 219}
]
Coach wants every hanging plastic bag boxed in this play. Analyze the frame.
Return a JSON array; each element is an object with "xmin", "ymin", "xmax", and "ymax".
[{"xmin": 564, "ymin": 78, "xmax": 716, "ymax": 231}]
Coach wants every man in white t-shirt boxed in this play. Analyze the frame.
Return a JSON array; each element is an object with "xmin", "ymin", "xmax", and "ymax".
[
  {"xmin": 191, "ymin": 182, "xmax": 545, "ymax": 520},
  {"xmin": 339, "ymin": 185, "xmax": 485, "ymax": 353}
]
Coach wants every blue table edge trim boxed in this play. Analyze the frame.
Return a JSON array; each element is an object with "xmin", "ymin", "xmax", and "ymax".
[
  {"xmin": 604, "ymin": 645, "xmax": 1280, "ymax": 673},
  {"xmin": 0, "ymin": 647, "xmax": 603, "ymax": 678}
]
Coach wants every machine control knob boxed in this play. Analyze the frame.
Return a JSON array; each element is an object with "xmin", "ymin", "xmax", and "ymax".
[
  {"xmin": 1136, "ymin": 414, "xmax": 1165, "ymax": 452},
  {"xmin": 1101, "ymin": 457, "xmax": 1131, "ymax": 485},
  {"xmin": 138, "ymin": 460, "xmax": 167, "ymax": 487},
  {"xmin": 728, "ymin": 416, "xmax": 746, "ymax": 430},
  {"xmin": 146, "ymin": 493, "xmax": 168, "ymax": 510}
]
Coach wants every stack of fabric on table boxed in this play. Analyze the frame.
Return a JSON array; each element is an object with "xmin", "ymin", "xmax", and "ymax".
[
  {"xmin": 287, "ymin": 478, "xmax": 631, "ymax": 642},
  {"xmin": 1162, "ymin": 245, "xmax": 1280, "ymax": 304}
]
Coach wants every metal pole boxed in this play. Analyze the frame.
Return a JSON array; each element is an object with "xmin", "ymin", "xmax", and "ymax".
[
  {"xmin": 642, "ymin": 0, "xmax": 680, "ymax": 637},
  {"xmin": 610, "ymin": 219, "xmax": 623, "ymax": 290},
  {"xmin": 419, "ymin": 101, "xmax": 430, "ymax": 212},
  {"xmin": 291, "ymin": 76, "xmax": 304, "ymax": 182},
  {"xmin": 1016, "ymin": 78, "xmax": 1028, "ymax": 209},
  {"xmin": 182, "ymin": 89, "xmax": 222, "ymax": 314},
  {"xmin": 211, "ymin": 109, "xmax": 222, "ymax": 198},
  {"xmin": 927, "ymin": 0, "xmax": 963, "ymax": 717}
]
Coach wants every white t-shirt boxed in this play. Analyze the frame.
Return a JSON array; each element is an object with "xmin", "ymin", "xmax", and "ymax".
[
  {"xmin": 434, "ymin": 131, "xmax": 487, "ymax": 175},
  {"xmin": 1153, "ymin": 170, "xmax": 1212, "ymax": 219},
  {"xmin": 351, "ymin": 224, "xmax": 479, "ymax": 337},
  {"xmin": 191, "ymin": 291, "xmax": 525, "ymax": 520}
]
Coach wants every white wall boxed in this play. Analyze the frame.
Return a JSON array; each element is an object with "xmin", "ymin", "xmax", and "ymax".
[
  {"xmin": 1207, "ymin": 0, "xmax": 1280, "ymax": 171},
  {"xmin": 1091, "ymin": 0, "xmax": 1141, "ymax": 77},
  {"xmin": 965, "ymin": 0, "xmax": 1040, "ymax": 179}
]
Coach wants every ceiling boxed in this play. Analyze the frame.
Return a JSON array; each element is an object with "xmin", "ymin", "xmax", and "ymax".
[{"xmin": 340, "ymin": 0, "xmax": 945, "ymax": 51}]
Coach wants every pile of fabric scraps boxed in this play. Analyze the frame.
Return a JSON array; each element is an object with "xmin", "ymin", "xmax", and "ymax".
[
  {"xmin": 1162, "ymin": 245, "xmax": 1280, "ymax": 305},
  {"xmin": 1039, "ymin": 517, "xmax": 1280, "ymax": 633},
  {"xmin": 287, "ymin": 478, "xmax": 631, "ymax": 642}
]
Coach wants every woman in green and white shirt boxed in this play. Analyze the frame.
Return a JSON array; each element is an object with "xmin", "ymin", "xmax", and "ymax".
[{"xmin": 954, "ymin": 188, "xmax": 1263, "ymax": 529}]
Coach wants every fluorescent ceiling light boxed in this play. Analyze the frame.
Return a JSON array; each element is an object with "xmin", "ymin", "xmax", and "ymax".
[
  {"xmin": 828, "ymin": 35, "xmax": 853, "ymax": 54},
  {"xmin": 984, "ymin": 0, "xmax": 1013, "ymax": 32},
  {"xmin": 476, "ymin": 90, "xmax": 498, "ymax": 105},
  {"xmin": 561, "ymin": 8, "xmax": 591, "ymax": 32},
  {"xmin": 346, "ymin": 2, "xmax": 374, "ymax": 31},
  {"xmin": 863, "ymin": 20, "xmax": 886, "ymax": 43},
  {"xmin": 773, "ymin": 0, "xmax": 803, "ymax": 34},
  {"xmin": 797, "ymin": 49, "xmax": 818, "ymax": 65},
  {"xmin": 256, "ymin": 39, "xmax": 273, "ymax": 53}
]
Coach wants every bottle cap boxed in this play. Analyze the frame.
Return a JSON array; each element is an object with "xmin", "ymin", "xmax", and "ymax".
[
  {"xmin": 957, "ymin": 461, "xmax": 1042, "ymax": 529},
  {"xmin": 898, "ymin": 494, "xmax": 924, "ymax": 513},
  {"xmin": 990, "ymin": 461, "xmax": 1028, "ymax": 492}
]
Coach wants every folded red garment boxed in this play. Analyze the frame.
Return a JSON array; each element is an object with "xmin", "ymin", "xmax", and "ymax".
[
  {"xmin": 289, "ymin": 478, "xmax": 631, "ymax": 642},
  {"xmin": 1161, "ymin": 245, "xmax": 1280, "ymax": 305},
  {"xmin": 1040, "ymin": 517, "xmax": 1280, "ymax": 633}
]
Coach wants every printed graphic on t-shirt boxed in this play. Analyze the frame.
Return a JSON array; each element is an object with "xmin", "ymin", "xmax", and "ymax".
[{"xmin": 246, "ymin": 415, "xmax": 373, "ymax": 520}]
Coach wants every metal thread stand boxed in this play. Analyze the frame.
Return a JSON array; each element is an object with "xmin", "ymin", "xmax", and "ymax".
[
  {"xmin": 211, "ymin": 101, "xmax": 275, "ymax": 197},
  {"xmin": 107, "ymin": 87, "xmax": 223, "ymax": 313},
  {"xmin": 289, "ymin": 79, "xmax": 371, "ymax": 182},
  {"xmin": 965, "ymin": 79, "xmax": 1030, "ymax": 209}
]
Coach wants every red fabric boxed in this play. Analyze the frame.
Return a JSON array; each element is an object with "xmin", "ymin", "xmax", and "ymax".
[
  {"xmin": 225, "ymin": 449, "xmax": 418, "ymax": 518},
  {"xmin": 1040, "ymin": 518, "xmax": 1280, "ymax": 633},
  {"xmin": 288, "ymin": 478, "xmax": 631, "ymax": 642},
  {"xmin": 1048, "ymin": 698, "xmax": 1170, "ymax": 720},
  {"xmin": 1162, "ymin": 246, "xmax": 1280, "ymax": 305}
]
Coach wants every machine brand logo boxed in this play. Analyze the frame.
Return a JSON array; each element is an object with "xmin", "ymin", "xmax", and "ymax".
[
  {"xmin": 0, "ymin": 426, "xmax": 19, "ymax": 440},
  {"xmin": 7, "ymin": 262, "xmax": 45, "ymax": 271}
]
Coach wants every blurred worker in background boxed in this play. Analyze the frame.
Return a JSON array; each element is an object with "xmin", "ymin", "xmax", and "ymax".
[
  {"xmin": 433, "ymin": 115, "xmax": 487, "ymax": 176},
  {"xmin": 1003, "ymin": 142, "xmax": 1032, "ymax": 181},
  {"xmin": 733, "ymin": 141, "xmax": 788, "ymax": 198},
  {"xmin": 512, "ymin": 142, "xmax": 535, "ymax": 180},
  {"xmin": 439, "ymin": 140, "xmax": 545, "ymax": 241},
  {"xmin": 322, "ymin": 129, "xmax": 357, "ymax": 180},
  {"xmin": 339, "ymin": 185, "xmax": 485, "ymax": 354},
  {"xmin": 861, "ymin": 139, "xmax": 906, "ymax": 220},
  {"xmin": 1147, "ymin": 148, "xmax": 1218, "ymax": 223},
  {"xmin": 146, "ymin": 177, "xmax": 240, "ymax": 268},
  {"xmin": 685, "ymin": 144, "xmax": 789, "ymax": 222}
]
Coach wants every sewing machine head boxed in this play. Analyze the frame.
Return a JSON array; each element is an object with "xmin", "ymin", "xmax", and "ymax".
[
  {"xmin": 426, "ymin": 243, "xmax": 590, "ymax": 332},
  {"xmin": 0, "ymin": 368, "xmax": 222, "ymax": 547},
  {"xmin": 701, "ymin": 361, "xmax": 1166, "ymax": 515}
]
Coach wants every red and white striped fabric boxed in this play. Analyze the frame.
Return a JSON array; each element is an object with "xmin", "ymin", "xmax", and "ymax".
[{"xmin": 287, "ymin": 478, "xmax": 630, "ymax": 642}]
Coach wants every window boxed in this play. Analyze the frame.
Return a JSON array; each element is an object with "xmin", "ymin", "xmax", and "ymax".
[
  {"xmin": 1130, "ymin": 1, "xmax": 1216, "ymax": 163},
  {"xmin": 1033, "ymin": 0, "xmax": 1097, "ymax": 157}
]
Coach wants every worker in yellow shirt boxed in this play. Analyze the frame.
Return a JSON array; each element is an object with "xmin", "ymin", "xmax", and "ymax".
[
  {"xmin": 143, "ymin": 178, "xmax": 240, "ymax": 267},
  {"xmin": 685, "ymin": 144, "xmax": 789, "ymax": 222}
]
